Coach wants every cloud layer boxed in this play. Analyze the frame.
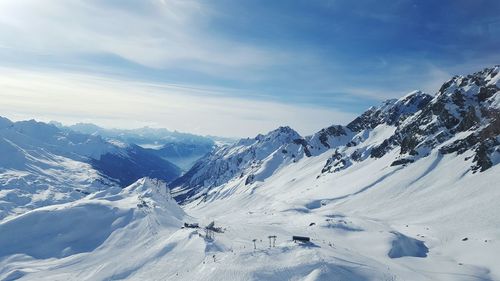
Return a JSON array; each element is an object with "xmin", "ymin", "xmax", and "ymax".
[{"xmin": 0, "ymin": 67, "xmax": 356, "ymax": 137}]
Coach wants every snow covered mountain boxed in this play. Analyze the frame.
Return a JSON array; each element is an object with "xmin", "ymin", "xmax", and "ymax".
[
  {"xmin": 171, "ymin": 126, "xmax": 319, "ymax": 202},
  {"xmin": 0, "ymin": 118, "xmax": 181, "ymax": 220},
  {"xmin": 1, "ymin": 66, "xmax": 499, "ymax": 281},
  {"xmin": 173, "ymin": 66, "xmax": 500, "ymax": 203}
]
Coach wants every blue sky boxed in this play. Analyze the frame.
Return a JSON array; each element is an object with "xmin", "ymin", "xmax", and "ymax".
[{"xmin": 0, "ymin": 0, "xmax": 499, "ymax": 137}]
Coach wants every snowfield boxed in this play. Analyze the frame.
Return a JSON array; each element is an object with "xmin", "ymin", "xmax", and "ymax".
[{"xmin": 1, "ymin": 148, "xmax": 499, "ymax": 280}]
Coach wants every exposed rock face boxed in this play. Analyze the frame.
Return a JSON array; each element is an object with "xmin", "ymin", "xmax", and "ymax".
[
  {"xmin": 392, "ymin": 66, "xmax": 500, "ymax": 171},
  {"xmin": 321, "ymin": 150, "xmax": 352, "ymax": 174},
  {"xmin": 307, "ymin": 125, "xmax": 353, "ymax": 155},
  {"xmin": 317, "ymin": 126, "xmax": 347, "ymax": 148}
]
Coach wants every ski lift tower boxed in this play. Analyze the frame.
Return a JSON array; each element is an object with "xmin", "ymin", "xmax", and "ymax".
[
  {"xmin": 268, "ymin": 235, "xmax": 277, "ymax": 248},
  {"xmin": 205, "ymin": 221, "xmax": 215, "ymax": 240}
]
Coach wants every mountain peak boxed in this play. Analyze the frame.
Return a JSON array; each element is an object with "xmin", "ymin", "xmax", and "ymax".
[
  {"xmin": 122, "ymin": 177, "xmax": 176, "ymax": 207},
  {"xmin": 255, "ymin": 126, "xmax": 301, "ymax": 142}
]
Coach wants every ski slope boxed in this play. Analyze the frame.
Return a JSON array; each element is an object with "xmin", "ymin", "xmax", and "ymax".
[{"xmin": 1, "ymin": 145, "xmax": 498, "ymax": 280}]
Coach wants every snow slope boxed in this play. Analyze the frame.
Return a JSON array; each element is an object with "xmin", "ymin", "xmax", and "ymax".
[
  {"xmin": 175, "ymin": 141, "xmax": 500, "ymax": 280},
  {"xmin": 0, "ymin": 178, "xmax": 185, "ymax": 281},
  {"xmin": 166, "ymin": 65, "xmax": 499, "ymax": 280},
  {"xmin": 2, "ymin": 154, "xmax": 498, "ymax": 280}
]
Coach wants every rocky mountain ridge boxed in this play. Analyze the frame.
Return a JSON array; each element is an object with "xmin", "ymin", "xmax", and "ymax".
[{"xmin": 173, "ymin": 66, "xmax": 500, "ymax": 202}]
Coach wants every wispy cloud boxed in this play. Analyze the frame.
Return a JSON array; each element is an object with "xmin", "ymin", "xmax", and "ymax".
[{"xmin": 0, "ymin": 0, "xmax": 278, "ymax": 72}]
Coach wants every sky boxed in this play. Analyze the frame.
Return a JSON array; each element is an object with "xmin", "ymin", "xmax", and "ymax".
[{"xmin": 0, "ymin": 0, "xmax": 499, "ymax": 137}]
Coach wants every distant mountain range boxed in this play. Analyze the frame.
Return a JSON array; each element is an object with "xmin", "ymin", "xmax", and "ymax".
[
  {"xmin": 0, "ymin": 118, "xmax": 181, "ymax": 219},
  {"xmin": 53, "ymin": 123, "xmax": 233, "ymax": 171}
]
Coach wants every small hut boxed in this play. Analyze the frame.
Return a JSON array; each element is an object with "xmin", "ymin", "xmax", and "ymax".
[{"xmin": 292, "ymin": 236, "xmax": 310, "ymax": 243}]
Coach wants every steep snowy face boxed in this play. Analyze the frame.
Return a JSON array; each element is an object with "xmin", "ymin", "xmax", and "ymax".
[
  {"xmin": 0, "ymin": 119, "xmax": 118, "ymax": 161},
  {"xmin": 172, "ymin": 126, "xmax": 309, "ymax": 201},
  {"xmin": 316, "ymin": 91, "xmax": 432, "ymax": 174},
  {"xmin": 172, "ymin": 91, "xmax": 435, "ymax": 202}
]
